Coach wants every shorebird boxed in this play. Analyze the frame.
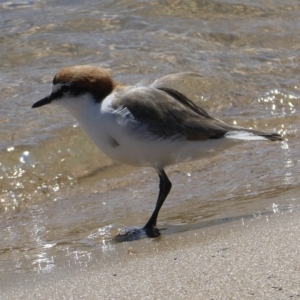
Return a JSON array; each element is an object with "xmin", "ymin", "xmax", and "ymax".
[{"xmin": 32, "ymin": 65, "xmax": 282, "ymax": 234}]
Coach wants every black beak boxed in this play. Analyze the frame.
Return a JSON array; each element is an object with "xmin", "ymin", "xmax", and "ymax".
[{"xmin": 32, "ymin": 93, "xmax": 57, "ymax": 108}]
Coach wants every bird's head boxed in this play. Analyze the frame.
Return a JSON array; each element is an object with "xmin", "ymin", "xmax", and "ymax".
[{"xmin": 32, "ymin": 65, "xmax": 116, "ymax": 115}]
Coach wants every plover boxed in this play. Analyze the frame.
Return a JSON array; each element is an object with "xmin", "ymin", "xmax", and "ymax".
[{"xmin": 32, "ymin": 65, "xmax": 282, "ymax": 233}]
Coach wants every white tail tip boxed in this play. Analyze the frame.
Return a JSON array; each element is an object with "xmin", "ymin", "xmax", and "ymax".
[{"xmin": 225, "ymin": 131, "xmax": 268, "ymax": 141}]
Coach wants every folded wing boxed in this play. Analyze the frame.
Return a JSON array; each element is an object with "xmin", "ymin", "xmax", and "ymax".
[{"xmin": 112, "ymin": 86, "xmax": 282, "ymax": 142}]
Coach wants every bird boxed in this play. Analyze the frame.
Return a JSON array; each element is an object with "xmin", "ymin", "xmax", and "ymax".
[{"xmin": 32, "ymin": 65, "xmax": 282, "ymax": 235}]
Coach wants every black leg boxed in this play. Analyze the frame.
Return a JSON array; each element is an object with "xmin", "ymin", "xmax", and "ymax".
[{"xmin": 144, "ymin": 169, "xmax": 172, "ymax": 230}]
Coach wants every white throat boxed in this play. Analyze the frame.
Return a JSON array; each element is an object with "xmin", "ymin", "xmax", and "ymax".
[{"xmin": 56, "ymin": 93, "xmax": 98, "ymax": 121}]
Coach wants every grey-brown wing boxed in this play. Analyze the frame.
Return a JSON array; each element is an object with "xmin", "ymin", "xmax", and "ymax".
[{"xmin": 113, "ymin": 87, "xmax": 232, "ymax": 141}]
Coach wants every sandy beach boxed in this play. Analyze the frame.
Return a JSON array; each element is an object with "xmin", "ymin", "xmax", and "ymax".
[{"xmin": 1, "ymin": 210, "xmax": 300, "ymax": 299}]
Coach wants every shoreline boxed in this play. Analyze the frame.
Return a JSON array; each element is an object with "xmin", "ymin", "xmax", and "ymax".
[{"xmin": 1, "ymin": 209, "xmax": 300, "ymax": 299}]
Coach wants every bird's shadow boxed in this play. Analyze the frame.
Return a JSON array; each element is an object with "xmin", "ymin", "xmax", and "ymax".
[{"xmin": 113, "ymin": 210, "xmax": 274, "ymax": 243}]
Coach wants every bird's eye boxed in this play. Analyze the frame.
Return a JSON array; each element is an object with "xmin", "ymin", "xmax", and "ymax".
[{"xmin": 61, "ymin": 85, "xmax": 70, "ymax": 94}]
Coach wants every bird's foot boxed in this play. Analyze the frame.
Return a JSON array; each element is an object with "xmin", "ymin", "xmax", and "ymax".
[
  {"xmin": 142, "ymin": 224, "xmax": 161, "ymax": 238},
  {"xmin": 113, "ymin": 225, "xmax": 160, "ymax": 242}
]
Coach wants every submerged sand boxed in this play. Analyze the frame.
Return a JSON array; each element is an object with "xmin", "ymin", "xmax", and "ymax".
[{"xmin": 1, "ymin": 210, "xmax": 300, "ymax": 299}]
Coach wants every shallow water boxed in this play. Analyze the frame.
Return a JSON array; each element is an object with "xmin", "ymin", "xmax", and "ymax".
[{"xmin": 1, "ymin": 0, "xmax": 300, "ymax": 273}]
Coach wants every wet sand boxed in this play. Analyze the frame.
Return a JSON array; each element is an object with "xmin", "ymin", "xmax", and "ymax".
[{"xmin": 1, "ymin": 210, "xmax": 300, "ymax": 299}]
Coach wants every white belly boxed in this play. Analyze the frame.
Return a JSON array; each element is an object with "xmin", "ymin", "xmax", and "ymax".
[
  {"xmin": 102, "ymin": 135, "xmax": 237, "ymax": 169},
  {"xmin": 82, "ymin": 115, "xmax": 238, "ymax": 170}
]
